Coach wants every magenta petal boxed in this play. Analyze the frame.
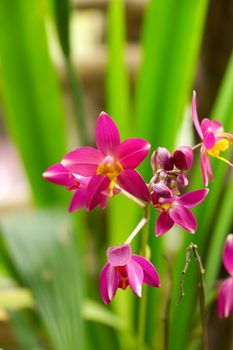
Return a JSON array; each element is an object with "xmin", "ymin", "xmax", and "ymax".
[
  {"xmin": 211, "ymin": 120, "xmax": 223, "ymax": 134},
  {"xmin": 204, "ymin": 151, "xmax": 214, "ymax": 182},
  {"xmin": 68, "ymin": 188, "xmax": 87, "ymax": 213},
  {"xmin": 86, "ymin": 175, "xmax": 110, "ymax": 211},
  {"xmin": 117, "ymin": 138, "xmax": 150, "ymax": 169},
  {"xmin": 192, "ymin": 91, "xmax": 203, "ymax": 139},
  {"xmin": 117, "ymin": 170, "xmax": 150, "ymax": 202},
  {"xmin": 127, "ymin": 259, "xmax": 144, "ymax": 297},
  {"xmin": 96, "ymin": 112, "xmax": 120, "ymax": 156},
  {"xmin": 106, "ymin": 265, "xmax": 119, "ymax": 301},
  {"xmin": 100, "ymin": 263, "xmax": 111, "ymax": 304},
  {"xmin": 107, "ymin": 244, "xmax": 131, "ymax": 266},
  {"xmin": 43, "ymin": 163, "xmax": 75, "ymax": 188},
  {"xmin": 99, "ymin": 195, "xmax": 108, "ymax": 209},
  {"xmin": 131, "ymin": 255, "xmax": 160, "ymax": 287},
  {"xmin": 169, "ymin": 205, "xmax": 197, "ymax": 233},
  {"xmin": 155, "ymin": 212, "xmax": 174, "ymax": 237},
  {"xmin": 62, "ymin": 147, "xmax": 104, "ymax": 176},
  {"xmin": 200, "ymin": 148, "xmax": 209, "ymax": 187},
  {"xmin": 178, "ymin": 189, "xmax": 209, "ymax": 208},
  {"xmin": 201, "ymin": 118, "xmax": 216, "ymax": 149},
  {"xmin": 223, "ymin": 234, "xmax": 233, "ymax": 276},
  {"xmin": 217, "ymin": 277, "xmax": 233, "ymax": 318}
]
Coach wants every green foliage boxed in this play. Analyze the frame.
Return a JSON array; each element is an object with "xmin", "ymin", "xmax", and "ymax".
[
  {"xmin": 1, "ymin": 209, "xmax": 84, "ymax": 350},
  {"xmin": 0, "ymin": 0, "xmax": 67, "ymax": 205}
]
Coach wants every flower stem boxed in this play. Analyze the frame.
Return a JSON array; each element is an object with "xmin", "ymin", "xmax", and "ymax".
[
  {"xmin": 192, "ymin": 142, "xmax": 202, "ymax": 151},
  {"xmin": 124, "ymin": 217, "xmax": 147, "ymax": 244},
  {"xmin": 137, "ymin": 203, "xmax": 150, "ymax": 350},
  {"xmin": 177, "ymin": 243, "xmax": 208, "ymax": 350},
  {"xmin": 118, "ymin": 187, "xmax": 146, "ymax": 208}
]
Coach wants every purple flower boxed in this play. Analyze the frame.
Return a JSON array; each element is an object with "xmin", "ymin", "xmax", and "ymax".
[
  {"xmin": 100, "ymin": 244, "xmax": 160, "ymax": 304},
  {"xmin": 61, "ymin": 112, "xmax": 150, "ymax": 211},
  {"xmin": 43, "ymin": 163, "xmax": 107, "ymax": 212},
  {"xmin": 217, "ymin": 234, "xmax": 233, "ymax": 318},
  {"xmin": 192, "ymin": 91, "xmax": 233, "ymax": 186},
  {"xmin": 152, "ymin": 189, "xmax": 209, "ymax": 236}
]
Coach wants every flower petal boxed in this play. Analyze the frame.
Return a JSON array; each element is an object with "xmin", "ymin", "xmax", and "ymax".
[
  {"xmin": 192, "ymin": 91, "xmax": 203, "ymax": 139},
  {"xmin": 68, "ymin": 188, "xmax": 87, "ymax": 213},
  {"xmin": 117, "ymin": 138, "xmax": 150, "ymax": 169},
  {"xmin": 86, "ymin": 175, "xmax": 110, "ymax": 211},
  {"xmin": 223, "ymin": 234, "xmax": 233, "ymax": 276},
  {"xmin": 178, "ymin": 189, "xmax": 209, "ymax": 208},
  {"xmin": 62, "ymin": 147, "xmax": 104, "ymax": 176},
  {"xmin": 204, "ymin": 151, "xmax": 214, "ymax": 182},
  {"xmin": 127, "ymin": 259, "xmax": 144, "ymax": 297},
  {"xmin": 107, "ymin": 244, "xmax": 132, "ymax": 267},
  {"xmin": 200, "ymin": 148, "xmax": 209, "ymax": 186},
  {"xmin": 201, "ymin": 118, "xmax": 216, "ymax": 149},
  {"xmin": 100, "ymin": 263, "xmax": 111, "ymax": 304},
  {"xmin": 217, "ymin": 277, "xmax": 233, "ymax": 318},
  {"xmin": 155, "ymin": 212, "xmax": 174, "ymax": 237},
  {"xmin": 106, "ymin": 265, "xmax": 119, "ymax": 301},
  {"xmin": 96, "ymin": 112, "xmax": 120, "ymax": 156},
  {"xmin": 211, "ymin": 120, "xmax": 223, "ymax": 134},
  {"xmin": 117, "ymin": 170, "xmax": 150, "ymax": 202},
  {"xmin": 43, "ymin": 163, "xmax": 76, "ymax": 189},
  {"xmin": 169, "ymin": 205, "xmax": 197, "ymax": 233},
  {"xmin": 131, "ymin": 255, "xmax": 160, "ymax": 287}
]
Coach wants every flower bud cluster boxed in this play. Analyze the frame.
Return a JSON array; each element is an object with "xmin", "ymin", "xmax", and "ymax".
[{"xmin": 150, "ymin": 146, "xmax": 193, "ymax": 197}]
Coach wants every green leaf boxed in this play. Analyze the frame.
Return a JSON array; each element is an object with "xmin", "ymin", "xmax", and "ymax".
[
  {"xmin": 168, "ymin": 51, "xmax": 233, "ymax": 350},
  {"xmin": 106, "ymin": 0, "xmax": 131, "ymax": 137},
  {"xmin": 106, "ymin": 2, "xmax": 135, "ymax": 349},
  {"xmin": 135, "ymin": 0, "xmax": 209, "ymax": 347},
  {"xmin": 0, "ymin": 0, "xmax": 66, "ymax": 205},
  {"xmin": 1, "ymin": 209, "xmax": 84, "ymax": 350}
]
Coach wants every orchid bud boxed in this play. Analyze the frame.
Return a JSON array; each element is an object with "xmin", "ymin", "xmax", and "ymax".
[
  {"xmin": 177, "ymin": 173, "xmax": 189, "ymax": 188},
  {"xmin": 151, "ymin": 147, "xmax": 173, "ymax": 172},
  {"xmin": 153, "ymin": 182, "xmax": 173, "ymax": 198},
  {"xmin": 173, "ymin": 146, "xmax": 193, "ymax": 170}
]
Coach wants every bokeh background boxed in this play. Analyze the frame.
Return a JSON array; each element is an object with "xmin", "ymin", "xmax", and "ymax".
[{"xmin": 0, "ymin": 0, "xmax": 232, "ymax": 349}]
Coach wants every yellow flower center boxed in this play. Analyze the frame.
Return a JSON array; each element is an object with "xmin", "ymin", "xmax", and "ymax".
[
  {"xmin": 96, "ymin": 158, "xmax": 123, "ymax": 197},
  {"xmin": 208, "ymin": 139, "xmax": 229, "ymax": 158},
  {"xmin": 153, "ymin": 202, "xmax": 172, "ymax": 212},
  {"xmin": 160, "ymin": 203, "xmax": 172, "ymax": 211},
  {"xmin": 96, "ymin": 161, "xmax": 123, "ymax": 180}
]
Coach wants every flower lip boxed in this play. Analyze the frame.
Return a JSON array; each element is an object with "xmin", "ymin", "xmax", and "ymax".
[{"xmin": 107, "ymin": 244, "xmax": 132, "ymax": 266}]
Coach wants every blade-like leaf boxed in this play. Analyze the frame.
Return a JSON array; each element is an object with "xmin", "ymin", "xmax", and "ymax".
[
  {"xmin": 168, "ymin": 51, "xmax": 233, "ymax": 350},
  {"xmin": 1, "ymin": 209, "xmax": 84, "ymax": 350},
  {"xmin": 106, "ymin": 2, "xmax": 135, "ymax": 350},
  {"xmin": 135, "ymin": 0, "xmax": 209, "ymax": 347},
  {"xmin": 0, "ymin": 0, "xmax": 67, "ymax": 205}
]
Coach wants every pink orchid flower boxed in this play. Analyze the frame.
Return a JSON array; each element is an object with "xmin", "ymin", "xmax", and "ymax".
[
  {"xmin": 62, "ymin": 112, "xmax": 150, "ymax": 210},
  {"xmin": 43, "ymin": 163, "xmax": 107, "ymax": 212},
  {"xmin": 217, "ymin": 234, "xmax": 233, "ymax": 318},
  {"xmin": 100, "ymin": 244, "xmax": 160, "ymax": 304},
  {"xmin": 192, "ymin": 91, "xmax": 233, "ymax": 186},
  {"xmin": 153, "ymin": 188, "xmax": 209, "ymax": 236}
]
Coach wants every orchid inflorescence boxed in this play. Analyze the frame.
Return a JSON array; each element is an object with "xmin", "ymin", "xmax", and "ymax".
[{"xmin": 43, "ymin": 92, "xmax": 233, "ymax": 315}]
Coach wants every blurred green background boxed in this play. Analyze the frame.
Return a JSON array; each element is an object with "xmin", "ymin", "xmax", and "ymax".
[{"xmin": 0, "ymin": 0, "xmax": 232, "ymax": 349}]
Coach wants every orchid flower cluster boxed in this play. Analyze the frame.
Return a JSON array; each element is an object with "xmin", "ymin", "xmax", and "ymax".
[{"xmin": 43, "ymin": 92, "xmax": 233, "ymax": 316}]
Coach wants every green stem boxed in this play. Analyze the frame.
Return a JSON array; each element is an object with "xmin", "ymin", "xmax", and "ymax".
[
  {"xmin": 66, "ymin": 57, "xmax": 89, "ymax": 145},
  {"xmin": 137, "ymin": 203, "xmax": 150, "ymax": 350}
]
